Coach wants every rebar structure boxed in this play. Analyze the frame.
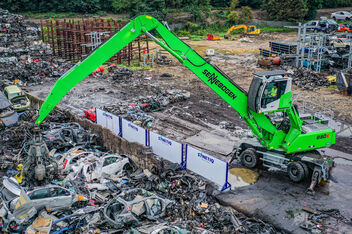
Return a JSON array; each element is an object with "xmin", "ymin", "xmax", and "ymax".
[{"xmin": 40, "ymin": 18, "xmax": 149, "ymax": 65}]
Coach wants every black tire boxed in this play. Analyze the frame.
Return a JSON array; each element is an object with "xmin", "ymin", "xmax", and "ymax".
[
  {"xmin": 333, "ymin": 17, "xmax": 336, "ymax": 20},
  {"xmin": 240, "ymin": 148, "xmax": 259, "ymax": 168},
  {"xmin": 298, "ymin": 161, "xmax": 309, "ymax": 179},
  {"xmin": 287, "ymin": 162, "xmax": 305, "ymax": 182},
  {"xmin": 346, "ymin": 17, "xmax": 350, "ymax": 21}
]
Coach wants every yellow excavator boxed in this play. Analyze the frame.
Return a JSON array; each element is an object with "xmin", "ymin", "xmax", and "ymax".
[{"xmin": 224, "ymin": 25, "xmax": 260, "ymax": 39}]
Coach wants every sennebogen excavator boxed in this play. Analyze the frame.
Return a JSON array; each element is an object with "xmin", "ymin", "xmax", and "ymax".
[{"xmin": 35, "ymin": 15, "xmax": 335, "ymax": 193}]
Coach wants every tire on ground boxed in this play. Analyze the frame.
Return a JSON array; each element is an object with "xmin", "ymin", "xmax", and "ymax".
[
  {"xmin": 288, "ymin": 161, "xmax": 305, "ymax": 182},
  {"xmin": 298, "ymin": 161, "xmax": 309, "ymax": 179},
  {"xmin": 240, "ymin": 148, "xmax": 259, "ymax": 168}
]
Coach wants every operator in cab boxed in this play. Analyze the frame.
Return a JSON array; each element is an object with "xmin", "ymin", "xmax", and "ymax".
[{"xmin": 271, "ymin": 84, "xmax": 278, "ymax": 98}]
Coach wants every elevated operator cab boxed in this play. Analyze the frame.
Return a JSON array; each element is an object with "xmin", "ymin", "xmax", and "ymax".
[{"xmin": 247, "ymin": 70, "xmax": 292, "ymax": 113}]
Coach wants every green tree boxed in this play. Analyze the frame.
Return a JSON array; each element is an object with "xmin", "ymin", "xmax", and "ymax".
[
  {"xmin": 229, "ymin": 0, "xmax": 238, "ymax": 10},
  {"xmin": 305, "ymin": 0, "xmax": 322, "ymax": 20},
  {"xmin": 322, "ymin": 0, "xmax": 352, "ymax": 8},
  {"xmin": 111, "ymin": 0, "xmax": 132, "ymax": 13},
  {"xmin": 238, "ymin": 0, "xmax": 263, "ymax": 9},
  {"xmin": 227, "ymin": 10, "xmax": 240, "ymax": 24},
  {"xmin": 210, "ymin": 0, "xmax": 231, "ymax": 7},
  {"xmin": 263, "ymin": 0, "xmax": 308, "ymax": 22},
  {"xmin": 238, "ymin": 6, "xmax": 253, "ymax": 22}
]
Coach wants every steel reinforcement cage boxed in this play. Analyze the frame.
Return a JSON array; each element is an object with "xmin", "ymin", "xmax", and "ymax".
[{"xmin": 40, "ymin": 18, "xmax": 149, "ymax": 65}]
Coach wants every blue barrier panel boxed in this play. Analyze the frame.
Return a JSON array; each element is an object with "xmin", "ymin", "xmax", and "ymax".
[
  {"xmin": 121, "ymin": 118, "xmax": 147, "ymax": 146},
  {"xmin": 149, "ymin": 131, "xmax": 183, "ymax": 164},
  {"xmin": 186, "ymin": 145, "xmax": 231, "ymax": 191},
  {"xmin": 96, "ymin": 108, "xmax": 120, "ymax": 136}
]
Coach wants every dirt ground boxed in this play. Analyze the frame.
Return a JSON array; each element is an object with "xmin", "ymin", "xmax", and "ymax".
[{"xmin": 27, "ymin": 32, "xmax": 352, "ymax": 232}]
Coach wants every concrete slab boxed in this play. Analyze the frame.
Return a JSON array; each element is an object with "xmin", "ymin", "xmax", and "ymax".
[
  {"xmin": 185, "ymin": 129, "xmax": 239, "ymax": 155},
  {"xmin": 217, "ymin": 161, "xmax": 352, "ymax": 233}
]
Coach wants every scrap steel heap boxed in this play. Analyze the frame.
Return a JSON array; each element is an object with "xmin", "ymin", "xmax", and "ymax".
[{"xmin": 0, "ymin": 8, "xmax": 73, "ymax": 86}]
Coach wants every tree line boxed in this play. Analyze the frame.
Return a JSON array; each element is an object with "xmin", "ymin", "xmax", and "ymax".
[{"xmin": 0, "ymin": 0, "xmax": 351, "ymax": 22}]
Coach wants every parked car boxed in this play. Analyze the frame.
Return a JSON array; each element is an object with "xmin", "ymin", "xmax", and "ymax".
[
  {"xmin": 318, "ymin": 18, "xmax": 338, "ymax": 33},
  {"xmin": 306, "ymin": 18, "xmax": 338, "ymax": 33},
  {"xmin": 0, "ymin": 93, "xmax": 19, "ymax": 128},
  {"xmin": 338, "ymin": 23, "xmax": 352, "ymax": 33},
  {"xmin": 329, "ymin": 38, "xmax": 350, "ymax": 50},
  {"xmin": 306, "ymin": 20, "xmax": 319, "ymax": 31},
  {"xmin": 3, "ymin": 85, "xmax": 30, "ymax": 112},
  {"xmin": 331, "ymin": 11, "xmax": 352, "ymax": 21}
]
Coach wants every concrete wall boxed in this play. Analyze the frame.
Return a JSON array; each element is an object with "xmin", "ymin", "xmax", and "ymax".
[
  {"xmin": 28, "ymin": 94, "xmax": 163, "ymax": 173},
  {"xmin": 249, "ymin": 19, "xmax": 297, "ymax": 27}
]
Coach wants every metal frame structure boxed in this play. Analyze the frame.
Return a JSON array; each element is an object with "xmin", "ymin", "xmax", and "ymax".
[
  {"xmin": 82, "ymin": 32, "xmax": 110, "ymax": 50},
  {"xmin": 288, "ymin": 23, "xmax": 352, "ymax": 72},
  {"xmin": 40, "ymin": 18, "xmax": 149, "ymax": 65}
]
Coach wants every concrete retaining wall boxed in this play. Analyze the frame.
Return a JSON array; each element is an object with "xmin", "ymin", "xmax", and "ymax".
[{"xmin": 27, "ymin": 94, "xmax": 163, "ymax": 173}]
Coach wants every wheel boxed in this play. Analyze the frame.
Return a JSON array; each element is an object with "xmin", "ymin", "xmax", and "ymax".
[
  {"xmin": 287, "ymin": 162, "xmax": 305, "ymax": 182},
  {"xmin": 346, "ymin": 17, "xmax": 350, "ymax": 21},
  {"xmin": 298, "ymin": 161, "xmax": 309, "ymax": 179},
  {"xmin": 333, "ymin": 17, "xmax": 336, "ymax": 20},
  {"xmin": 240, "ymin": 148, "xmax": 259, "ymax": 168}
]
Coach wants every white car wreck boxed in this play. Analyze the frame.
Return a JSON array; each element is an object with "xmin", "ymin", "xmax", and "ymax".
[{"xmin": 64, "ymin": 153, "xmax": 133, "ymax": 182}]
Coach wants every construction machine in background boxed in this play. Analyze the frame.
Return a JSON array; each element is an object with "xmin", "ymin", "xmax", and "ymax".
[
  {"xmin": 224, "ymin": 25, "xmax": 260, "ymax": 39},
  {"xmin": 207, "ymin": 34, "xmax": 220, "ymax": 40},
  {"xmin": 35, "ymin": 15, "xmax": 335, "ymax": 193}
]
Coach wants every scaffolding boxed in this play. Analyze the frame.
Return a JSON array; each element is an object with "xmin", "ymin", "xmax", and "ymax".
[
  {"xmin": 82, "ymin": 32, "xmax": 110, "ymax": 50},
  {"xmin": 288, "ymin": 23, "xmax": 352, "ymax": 72}
]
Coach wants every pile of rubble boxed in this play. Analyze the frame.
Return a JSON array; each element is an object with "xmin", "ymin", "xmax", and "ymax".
[
  {"xmin": 291, "ymin": 68, "xmax": 330, "ymax": 91},
  {"xmin": 0, "ymin": 8, "xmax": 49, "ymax": 61},
  {"xmin": 104, "ymin": 89, "xmax": 190, "ymax": 126},
  {"xmin": 0, "ymin": 109, "xmax": 279, "ymax": 233},
  {"xmin": 0, "ymin": 58, "xmax": 74, "ymax": 85},
  {"xmin": 0, "ymin": 8, "xmax": 74, "ymax": 84}
]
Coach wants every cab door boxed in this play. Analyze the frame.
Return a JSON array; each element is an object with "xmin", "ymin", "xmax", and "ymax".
[{"xmin": 248, "ymin": 26, "xmax": 255, "ymax": 33}]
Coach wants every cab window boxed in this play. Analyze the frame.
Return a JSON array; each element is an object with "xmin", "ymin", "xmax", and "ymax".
[{"xmin": 261, "ymin": 81, "xmax": 287, "ymax": 108}]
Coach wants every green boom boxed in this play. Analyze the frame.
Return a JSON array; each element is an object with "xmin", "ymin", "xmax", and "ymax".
[{"xmin": 36, "ymin": 15, "xmax": 335, "ymax": 154}]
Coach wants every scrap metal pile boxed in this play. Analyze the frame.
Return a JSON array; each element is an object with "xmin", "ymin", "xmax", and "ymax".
[
  {"xmin": 291, "ymin": 68, "xmax": 330, "ymax": 90},
  {"xmin": 0, "ymin": 8, "xmax": 73, "ymax": 85},
  {"xmin": 0, "ymin": 110, "xmax": 279, "ymax": 233},
  {"xmin": 103, "ymin": 89, "xmax": 190, "ymax": 127}
]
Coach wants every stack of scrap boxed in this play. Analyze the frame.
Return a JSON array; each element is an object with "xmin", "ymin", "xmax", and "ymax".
[
  {"xmin": 291, "ymin": 68, "xmax": 330, "ymax": 90},
  {"xmin": 0, "ymin": 109, "xmax": 279, "ymax": 233},
  {"xmin": 269, "ymin": 41, "xmax": 296, "ymax": 54},
  {"xmin": 259, "ymin": 41, "xmax": 296, "ymax": 57},
  {"xmin": 0, "ymin": 8, "xmax": 50, "ymax": 62},
  {"xmin": 0, "ymin": 8, "xmax": 73, "ymax": 85}
]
